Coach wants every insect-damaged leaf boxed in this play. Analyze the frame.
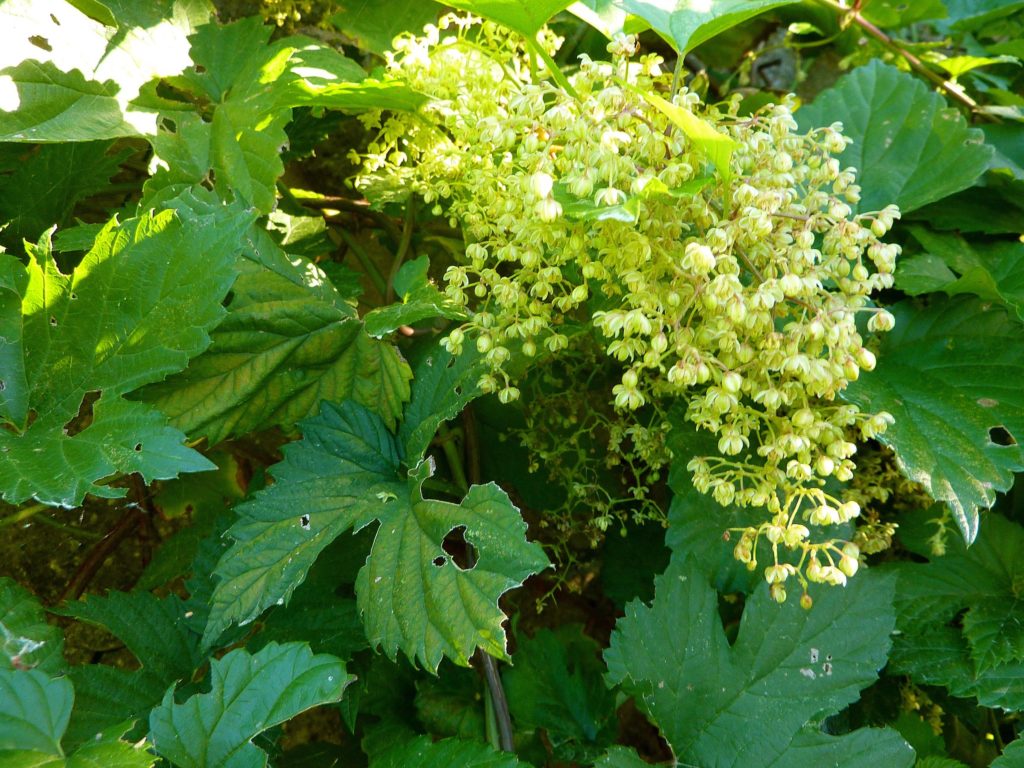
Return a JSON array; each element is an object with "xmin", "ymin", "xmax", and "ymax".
[
  {"xmin": 205, "ymin": 400, "xmax": 548, "ymax": 671},
  {"xmin": 0, "ymin": 200, "xmax": 250, "ymax": 507}
]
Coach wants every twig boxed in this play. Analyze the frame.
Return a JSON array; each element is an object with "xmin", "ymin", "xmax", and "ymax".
[
  {"xmin": 815, "ymin": 0, "xmax": 982, "ymax": 115},
  {"xmin": 57, "ymin": 504, "xmax": 143, "ymax": 604}
]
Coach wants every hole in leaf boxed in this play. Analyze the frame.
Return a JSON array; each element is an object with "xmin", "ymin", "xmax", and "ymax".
[
  {"xmin": 0, "ymin": 380, "xmax": 5, "ymax": 392},
  {"xmin": 195, "ymin": 64, "xmax": 207, "ymax": 74},
  {"xmin": 63, "ymin": 391, "xmax": 99, "ymax": 437},
  {"xmin": 432, "ymin": 556, "xmax": 446, "ymax": 567},
  {"xmin": 28, "ymin": 35, "xmax": 52, "ymax": 52},
  {"xmin": 300, "ymin": 514, "xmax": 311, "ymax": 530},
  {"xmin": 989, "ymin": 426, "xmax": 1016, "ymax": 446},
  {"xmin": 70, "ymin": 292, "xmax": 77, "ymax": 300},
  {"xmin": 134, "ymin": 443, "xmax": 143, "ymax": 452},
  {"xmin": 441, "ymin": 525, "xmax": 474, "ymax": 570},
  {"xmin": 49, "ymin": 316, "xmax": 57, "ymax": 327}
]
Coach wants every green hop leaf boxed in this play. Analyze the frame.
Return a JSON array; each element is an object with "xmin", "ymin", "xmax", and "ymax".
[
  {"xmin": 205, "ymin": 400, "xmax": 549, "ymax": 671},
  {"xmin": 605, "ymin": 558, "xmax": 913, "ymax": 767}
]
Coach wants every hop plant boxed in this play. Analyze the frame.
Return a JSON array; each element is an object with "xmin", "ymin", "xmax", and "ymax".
[{"xmin": 354, "ymin": 15, "xmax": 902, "ymax": 599}]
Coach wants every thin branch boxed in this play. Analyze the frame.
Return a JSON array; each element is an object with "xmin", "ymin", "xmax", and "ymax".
[
  {"xmin": 815, "ymin": 0, "xmax": 983, "ymax": 115},
  {"xmin": 58, "ymin": 504, "xmax": 143, "ymax": 604}
]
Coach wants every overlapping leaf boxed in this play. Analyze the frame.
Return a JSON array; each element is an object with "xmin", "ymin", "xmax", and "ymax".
[
  {"xmin": 205, "ymin": 400, "xmax": 548, "ymax": 670},
  {"xmin": 0, "ymin": 578, "xmax": 65, "ymax": 675},
  {"xmin": 605, "ymin": 558, "xmax": 913, "ymax": 767},
  {"xmin": 55, "ymin": 591, "xmax": 203, "ymax": 747},
  {"xmin": 889, "ymin": 622, "xmax": 1024, "ymax": 711},
  {"xmin": 843, "ymin": 297, "xmax": 1024, "ymax": 542},
  {"xmin": 0, "ymin": 142, "xmax": 131, "ymax": 251},
  {"xmin": 0, "ymin": 200, "xmax": 250, "ymax": 507},
  {"xmin": 372, "ymin": 735, "xmax": 526, "ymax": 768},
  {"xmin": 142, "ymin": 16, "xmax": 424, "ymax": 213},
  {"xmin": 330, "ymin": 0, "xmax": 439, "ymax": 54},
  {"xmin": 618, "ymin": 0, "xmax": 801, "ymax": 53},
  {"xmin": 363, "ymin": 255, "xmax": 467, "ymax": 339},
  {"xmin": 503, "ymin": 626, "xmax": 617, "ymax": 761},
  {"xmin": 796, "ymin": 59, "xmax": 993, "ymax": 213},
  {"xmin": 439, "ymin": 0, "xmax": 575, "ymax": 37},
  {"xmin": 149, "ymin": 642, "xmax": 352, "ymax": 768},
  {"xmin": 140, "ymin": 226, "xmax": 411, "ymax": 444},
  {"xmin": 0, "ymin": 669, "xmax": 155, "ymax": 767},
  {"xmin": 889, "ymin": 510, "xmax": 1024, "ymax": 704},
  {"xmin": 897, "ymin": 228, "xmax": 1024, "ymax": 322},
  {"xmin": 0, "ymin": 0, "xmax": 207, "ymax": 140}
]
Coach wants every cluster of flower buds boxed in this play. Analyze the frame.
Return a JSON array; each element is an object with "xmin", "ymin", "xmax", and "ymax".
[{"xmin": 355, "ymin": 15, "xmax": 900, "ymax": 597}]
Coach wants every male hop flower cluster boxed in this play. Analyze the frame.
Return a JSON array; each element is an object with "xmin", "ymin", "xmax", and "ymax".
[{"xmin": 354, "ymin": 16, "xmax": 901, "ymax": 598}]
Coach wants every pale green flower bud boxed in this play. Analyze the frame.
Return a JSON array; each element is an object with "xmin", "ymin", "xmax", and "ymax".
[
  {"xmin": 685, "ymin": 242, "xmax": 717, "ymax": 274},
  {"xmin": 867, "ymin": 309, "xmax": 895, "ymax": 333},
  {"xmin": 529, "ymin": 171, "xmax": 554, "ymax": 199}
]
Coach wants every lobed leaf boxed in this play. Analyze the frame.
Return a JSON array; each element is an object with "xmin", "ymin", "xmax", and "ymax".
[
  {"xmin": 140, "ymin": 227, "xmax": 411, "ymax": 443},
  {"xmin": 796, "ymin": 59, "xmax": 993, "ymax": 213},
  {"xmin": 898, "ymin": 227, "xmax": 1024, "ymax": 322},
  {"xmin": 149, "ymin": 642, "xmax": 352, "ymax": 768},
  {"xmin": 503, "ymin": 626, "xmax": 617, "ymax": 760},
  {"xmin": 0, "ymin": 142, "xmax": 131, "ymax": 252},
  {"xmin": 205, "ymin": 400, "xmax": 548, "ymax": 671},
  {"xmin": 56, "ymin": 591, "xmax": 203, "ymax": 746},
  {"xmin": 843, "ymin": 297, "xmax": 1024, "ymax": 542},
  {"xmin": 0, "ymin": 201, "xmax": 251, "ymax": 508},
  {"xmin": 605, "ymin": 558, "xmax": 912, "ymax": 767},
  {"xmin": 891, "ymin": 511, "xmax": 1024, "ymax": 679},
  {"xmin": 398, "ymin": 342, "xmax": 487, "ymax": 463},
  {"xmin": 0, "ymin": 0, "xmax": 205, "ymax": 140}
]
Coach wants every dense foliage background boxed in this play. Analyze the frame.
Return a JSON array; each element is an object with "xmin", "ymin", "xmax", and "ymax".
[{"xmin": 0, "ymin": 0, "xmax": 1023, "ymax": 766}]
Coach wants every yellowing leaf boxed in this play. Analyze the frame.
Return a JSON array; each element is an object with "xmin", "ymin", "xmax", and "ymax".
[{"xmin": 639, "ymin": 90, "xmax": 738, "ymax": 184}]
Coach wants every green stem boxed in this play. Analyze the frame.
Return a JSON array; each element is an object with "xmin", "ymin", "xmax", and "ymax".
[
  {"xmin": 671, "ymin": 55, "xmax": 685, "ymax": 99},
  {"xmin": 386, "ymin": 199, "xmax": 417, "ymax": 304},
  {"xmin": 436, "ymin": 422, "xmax": 515, "ymax": 753},
  {"xmin": 527, "ymin": 38, "xmax": 580, "ymax": 101},
  {"xmin": 32, "ymin": 512, "xmax": 103, "ymax": 541},
  {"xmin": 437, "ymin": 424, "xmax": 470, "ymax": 497},
  {"xmin": 0, "ymin": 502, "xmax": 48, "ymax": 529},
  {"xmin": 337, "ymin": 228, "xmax": 388, "ymax": 296}
]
